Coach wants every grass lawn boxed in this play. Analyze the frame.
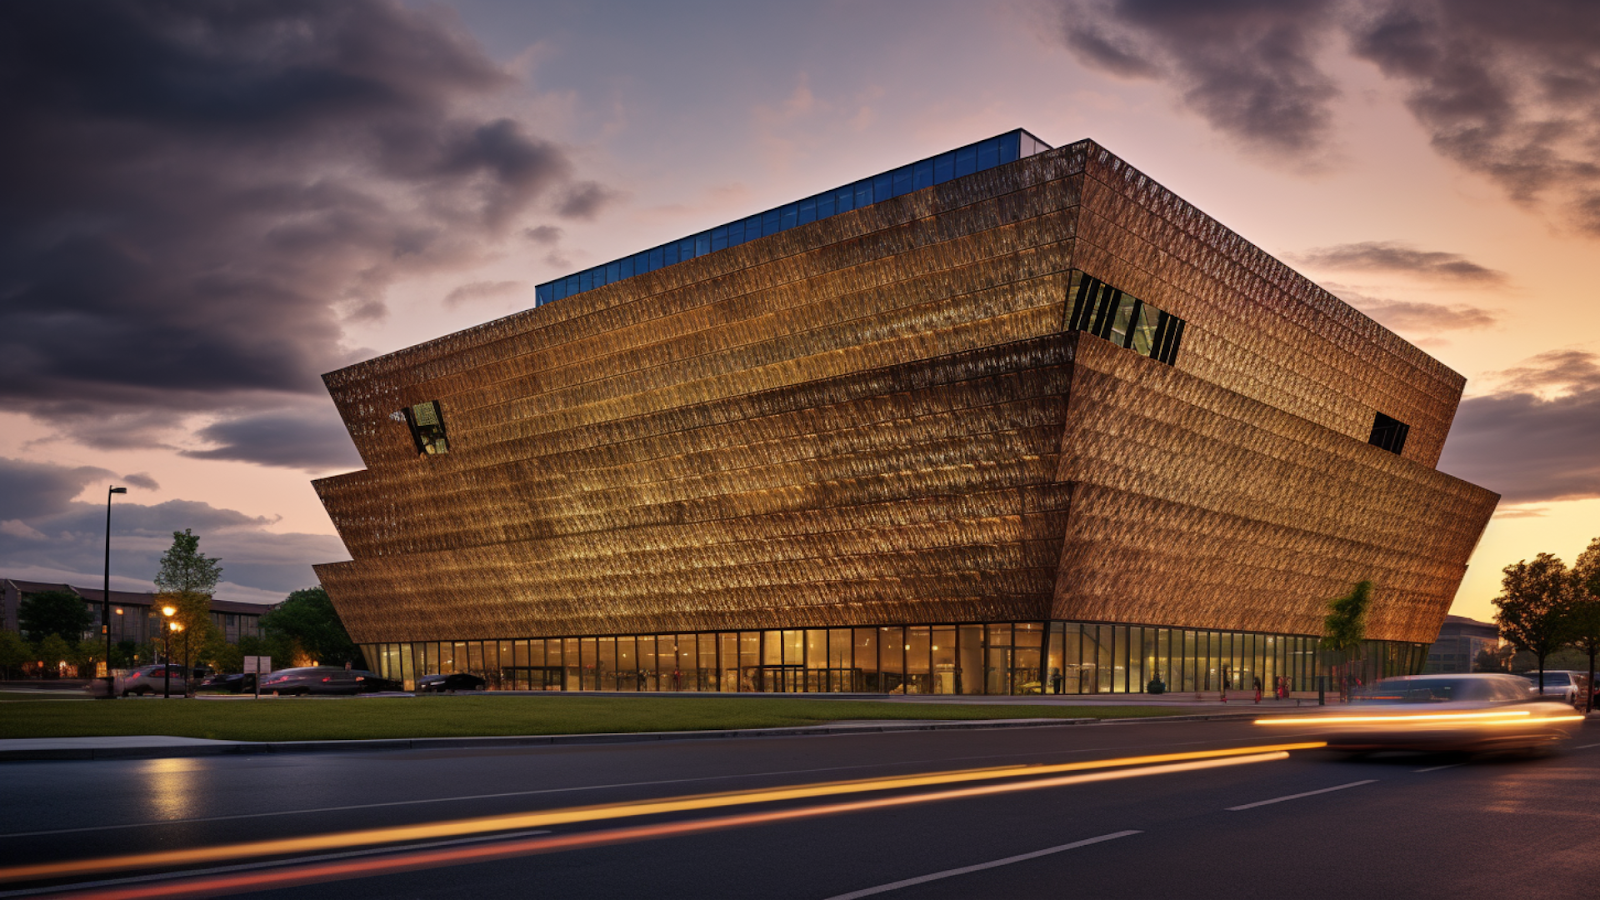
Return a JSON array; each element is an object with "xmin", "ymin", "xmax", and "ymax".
[{"xmin": 0, "ymin": 694, "xmax": 1186, "ymax": 742}]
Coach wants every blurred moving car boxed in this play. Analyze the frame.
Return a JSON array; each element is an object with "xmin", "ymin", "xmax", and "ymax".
[
  {"xmin": 1520, "ymin": 670, "xmax": 1589, "ymax": 706},
  {"xmin": 417, "ymin": 673, "xmax": 487, "ymax": 693},
  {"xmin": 1258, "ymin": 673, "xmax": 1584, "ymax": 753},
  {"xmin": 113, "ymin": 664, "xmax": 189, "ymax": 696},
  {"xmin": 257, "ymin": 667, "xmax": 403, "ymax": 695},
  {"xmin": 199, "ymin": 672, "xmax": 256, "ymax": 693}
]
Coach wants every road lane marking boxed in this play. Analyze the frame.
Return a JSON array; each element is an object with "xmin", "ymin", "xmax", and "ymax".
[
  {"xmin": 1227, "ymin": 780, "xmax": 1376, "ymax": 811},
  {"xmin": 1575, "ymin": 743, "xmax": 1600, "ymax": 750},
  {"xmin": 1413, "ymin": 763, "xmax": 1465, "ymax": 773},
  {"xmin": 0, "ymin": 831, "xmax": 553, "ymax": 899},
  {"xmin": 1, "ymin": 734, "xmax": 1304, "ymax": 839},
  {"xmin": 822, "ymin": 831, "xmax": 1142, "ymax": 900},
  {"xmin": 0, "ymin": 746, "xmax": 1312, "ymax": 885}
]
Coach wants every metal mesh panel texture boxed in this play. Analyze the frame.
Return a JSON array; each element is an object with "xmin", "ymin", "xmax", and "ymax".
[{"xmin": 315, "ymin": 139, "xmax": 1495, "ymax": 646}]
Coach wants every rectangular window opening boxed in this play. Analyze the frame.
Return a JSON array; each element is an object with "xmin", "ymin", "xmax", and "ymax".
[
  {"xmin": 1368, "ymin": 413, "xmax": 1410, "ymax": 455},
  {"xmin": 400, "ymin": 401, "xmax": 449, "ymax": 456}
]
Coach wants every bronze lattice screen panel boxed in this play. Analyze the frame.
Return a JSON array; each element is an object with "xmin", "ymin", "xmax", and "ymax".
[{"xmin": 315, "ymin": 139, "xmax": 1496, "ymax": 647}]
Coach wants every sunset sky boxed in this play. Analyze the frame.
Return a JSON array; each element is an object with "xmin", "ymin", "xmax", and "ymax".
[{"xmin": 2, "ymin": 0, "xmax": 1596, "ymax": 622}]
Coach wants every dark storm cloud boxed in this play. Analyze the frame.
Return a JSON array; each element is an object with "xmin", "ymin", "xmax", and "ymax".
[
  {"xmin": 0, "ymin": 458, "xmax": 114, "ymax": 522},
  {"xmin": 121, "ymin": 473, "xmax": 161, "ymax": 491},
  {"xmin": 1349, "ymin": 1, "xmax": 1600, "ymax": 233},
  {"xmin": 0, "ymin": 456, "xmax": 347, "ymax": 598},
  {"xmin": 1056, "ymin": 1, "xmax": 1600, "ymax": 232},
  {"xmin": 183, "ymin": 403, "xmax": 365, "ymax": 471},
  {"xmin": 1059, "ymin": 0, "xmax": 1343, "ymax": 158},
  {"xmin": 522, "ymin": 225, "xmax": 564, "ymax": 245},
  {"xmin": 1438, "ymin": 351, "xmax": 1600, "ymax": 503},
  {"xmin": 556, "ymin": 181, "xmax": 620, "ymax": 220},
  {"xmin": 1293, "ymin": 242, "xmax": 1507, "ymax": 283},
  {"xmin": 443, "ymin": 280, "xmax": 527, "ymax": 308},
  {"xmin": 0, "ymin": 1, "xmax": 599, "ymax": 462}
]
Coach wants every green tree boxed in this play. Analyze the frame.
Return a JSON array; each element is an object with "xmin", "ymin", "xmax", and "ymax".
[
  {"xmin": 0, "ymin": 630, "xmax": 30, "ymax": 677},
  {"xmin": 1321, "ymin": 580, "xmax": 1373, "ymax": 699},
  {"xmin": 261, "ymin": 587, "xmax": 362, "ymax": 667},
  {"xmin": 1570, "ymin": 536, "xmax": 1600, "ymax": 713},
  {"xmin": 74, "ymin": 639, "xmax": 106, "ymax": 678},
  {"xmin": 35, "ymin": 633, "xmax": 74, "ymax": 678},
  {"xmin": 1494, "ymin": 553, "xmax": 1575, "ymax": 694},
  {"xmin": 154, "ymin": 528, "xmax": 223, "ymax": 595},
  {"xmin": 18, "ymin": 590, "xmax": 92, "ymax": 643},
  {"xmin": 155, "ymin": 590, "xmax": 214, "ymax": 696}
]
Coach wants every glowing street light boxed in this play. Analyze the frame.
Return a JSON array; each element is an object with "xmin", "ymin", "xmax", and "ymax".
[{"xmin": 161, "ymin": 606, "xmax": 178, "ymax": 699}]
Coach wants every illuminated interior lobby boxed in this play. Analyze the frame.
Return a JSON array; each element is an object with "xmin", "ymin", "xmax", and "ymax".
[{"xmin": 314, "ymin": 129, "xmax": 1499, "ymax": 694}]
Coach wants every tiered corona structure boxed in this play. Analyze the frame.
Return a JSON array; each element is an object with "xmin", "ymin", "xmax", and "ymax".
[{"xmin": 314, "ymin": 132, "xmax": 1498, "ymax": 694}]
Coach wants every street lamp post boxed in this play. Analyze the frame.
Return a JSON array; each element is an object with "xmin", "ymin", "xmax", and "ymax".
[
  {"xmin": 101, "ymin": 485, "xmax": 126, "ymax": 699},
  {"xmin": 162, "ymin": 605, "xmax": 177, "ymax": 699}
]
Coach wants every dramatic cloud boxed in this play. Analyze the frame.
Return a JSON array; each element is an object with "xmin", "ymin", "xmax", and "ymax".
[
  {"xmin": 1344, "ymin": 295, "xmax": 1498, "ymax": 334},
  {"xmin": 1292, "ymin": 242, "xmax": 1507, "ymax": 283},
  {"xmin": 121, "ymin": 473, "xmax": 161, "ymax": 491},
  {"xmin": 1057, "ymin": 1, "xmax": 1600, "ymax": 232},
  {"xmin": 0, "ymin": 1, "xmax": 602, "ymax": 463},
  {"xmin": 556, "ymin": 181, "xmax": 620, "ymax": 220},
  {"xmin": 443, "ymin": 280, "xmax": 528, "ymax": 308},
  {"xmin": 183, "ymin": 403, "xmax": 365, "ymax": 472},
  {"xmin": 0, "ymin": 456, "xmax": 347, "ymax": 603},
  {"xmin": 1438, "ymin": 350, "xmax": 1600, "ymax": 503},
  {"xmin": 1349, "ymin": 1, "xmax": 1600, "ymax": 234},
  {"xmin": 1060, "ymin": 0, "xmax": 1343, "ymax": 159}
]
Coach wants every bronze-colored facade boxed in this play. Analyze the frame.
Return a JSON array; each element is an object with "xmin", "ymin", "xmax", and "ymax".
[{"xmin": 313, "ymin": 137, "xmax": 1497, "ymax": 665}]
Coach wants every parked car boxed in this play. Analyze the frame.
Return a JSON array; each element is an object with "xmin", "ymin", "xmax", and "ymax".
[
  {"xmin": 1265, "ymin": 673, "xmax": 1584, "ymax": 754},
  {"xmin": 113, "ymin": 664, "xmax": 189, "ymax": 696},
  {"xmin": 417, "ymin": 672, "xmax": 487, "ymax": 693},
  {"xmin": 1520, "ymin": 670, "xmax": 1589, "ymax": 706}
]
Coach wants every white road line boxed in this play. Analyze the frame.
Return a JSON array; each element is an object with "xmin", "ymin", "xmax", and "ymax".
[
  {"xmin": 1414, "ymin": 763, "xmax": 1465, "ymax": 773},
  {"xmin": 1227, "ymin": 780, "xmax": 1376, "ymax": 811},
  {"xmin": 0, "ymin": 829, "xmax": 553, "ymax": 899},
  {"xmin": 822, "ymin": 831, "xmax": 1142, "ymax": 900},
  {"xmin": 0, "ymin": 736, "xmax": 1290, "ymax": 839},
  {"xmin": 1574, "ymin": 743, "xmax": 1600, "ymax": 750}
]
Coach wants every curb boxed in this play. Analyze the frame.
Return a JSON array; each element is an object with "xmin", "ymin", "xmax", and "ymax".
[{"xmin": 0, "ymin": 710, "xmax": 1301, "ymax": 762}]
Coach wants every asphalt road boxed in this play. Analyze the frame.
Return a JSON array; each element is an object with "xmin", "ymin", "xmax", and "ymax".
[{"xmin": 3, "ymin": 717, "xmax": 1597, "ymax": 899}]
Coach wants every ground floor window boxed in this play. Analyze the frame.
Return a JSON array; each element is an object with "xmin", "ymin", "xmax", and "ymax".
[{"xmin": 360, "ymin": 622, "xmax": 1427, "ymax": 695}]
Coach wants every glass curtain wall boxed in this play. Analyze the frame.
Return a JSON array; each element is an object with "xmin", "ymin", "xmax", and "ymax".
[{"xmin": 362, "ymin": 624, "xmax": 1428, "ymax": 696}]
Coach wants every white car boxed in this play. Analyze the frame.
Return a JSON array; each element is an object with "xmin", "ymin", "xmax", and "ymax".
[
  {"xmin": 1258, "ymin": 673, "xmax": 1583, "ymax": 754},
  {"xmin": 1520, "ymin": 670, "xmax": 1588, "ymax": 706}
]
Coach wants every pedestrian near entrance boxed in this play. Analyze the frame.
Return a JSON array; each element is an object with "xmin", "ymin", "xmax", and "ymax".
[{"xmin": 1253, "ymin": 675, "xmax": 1262, "ymax": 703}]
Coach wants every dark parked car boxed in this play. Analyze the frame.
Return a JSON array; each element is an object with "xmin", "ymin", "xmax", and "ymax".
[{"xmin": 417, "ymin": 673, "xmax": 487, "ymax": 693}]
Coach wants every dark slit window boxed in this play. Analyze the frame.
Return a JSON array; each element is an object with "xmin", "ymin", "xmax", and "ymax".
[
  {"xmin": 398, "ymin": 401, "xmax": 450, "ymax": 456},
  {"xmin": 1067, "ymin": 271, "xmax": 1185, "ymax": 366}
]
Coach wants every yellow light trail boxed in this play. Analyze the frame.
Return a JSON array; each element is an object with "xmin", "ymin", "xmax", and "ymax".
[
  {"xmin": 1256, "ymin": 710, "xmax": 1563, "ymax": 726},
  {"xmin": 1, "ymin": 742, "xmax": 1322, "ymax": 886},
  {"xmin": 55, "ymin": 751, "xmax": 1297, "ymax": 900}
]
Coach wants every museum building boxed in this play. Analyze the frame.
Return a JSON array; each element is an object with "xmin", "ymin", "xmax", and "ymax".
[{"xmin": 313, "ymin": 130, "xmax": 1499, "ymax": 694}]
